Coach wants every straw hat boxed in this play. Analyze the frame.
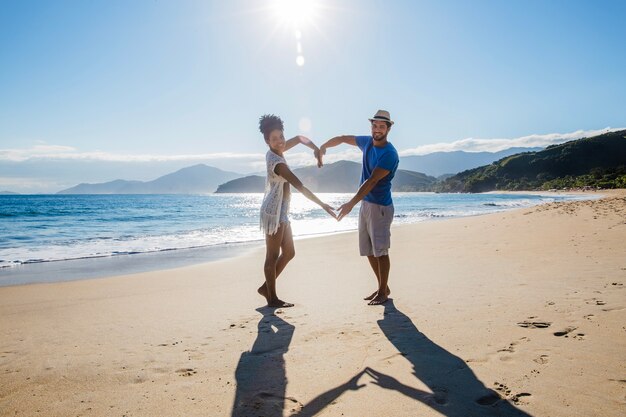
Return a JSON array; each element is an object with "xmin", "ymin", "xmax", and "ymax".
[{"xmin": 369, "ymin": 109, "xmax": 394, "ymax": 125}]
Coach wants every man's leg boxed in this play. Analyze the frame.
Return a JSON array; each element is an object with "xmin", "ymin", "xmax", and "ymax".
[
  {"xmin": 364, "ymin": 255, "xmax": 391, "ymax": 300},
  {"xmin": 368, "ymin": 255, "xmax": 390, "ymax": 305}
]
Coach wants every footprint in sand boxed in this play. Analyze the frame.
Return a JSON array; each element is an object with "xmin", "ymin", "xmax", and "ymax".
[
  {"xmin": 176, "ymin": 368, "xmax": 197, "ymax": 377},
  {"xmin": 489, "ymin": 382, "xmax": 533, "ymax": 405},
  {"xmin": 226, "ymin": 317, "xmax": 255, "ymax": 330},
  {"xmin": 157, "ymin": 340, "xmax": 183, "ymax": 347},
  {"xmin": 237, "ymin": 392, "xmax": 302, "ymax": 415},
  {"xmin": 511, "ymin": 392, "xmax": 532, "ymax": 405},
  {"xmin": 498, "ymin": 337, "xmax": 530, "ymax": 353},
  {"xmin": 585, "ymin": 298, "xmax": 606, "ymax": 306},
  {"xmin": 475, "ymin": 390, "xmax": 501, "ymax": 406},
  {"xmin": 533, "ymin": 355, "xmax": 549, "ymax": 365},
  {"xmin": 553, "ymin": 327, "xmax": 577, "ymax": 337},
  {"xmin": 184, "ymin": 348, "xmax": 205, "ymax": 361},
  {"xmin": 517, "ymin": 320, "xmax": 551, "ymax": 329}
]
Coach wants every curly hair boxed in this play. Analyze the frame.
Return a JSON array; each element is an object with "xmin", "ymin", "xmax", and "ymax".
[{"xmin": 259, "ymin": 114, "xmax": 284, "ymax": 141}]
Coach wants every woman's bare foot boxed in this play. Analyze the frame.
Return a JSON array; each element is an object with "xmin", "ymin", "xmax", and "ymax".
[
  {"xmin": 267, "ymin": 298, "xmax": 295, "ymax": 308},
  {"xmin": 259, "ymin": 284, "xmax": 293, "ymax": 307},
  {"xmin": 258, "ymin": 284, "xmax": 269, "ymax": 301},
  {"xmin": 367, "ymin": 293, "xmax": 388, "ymax": 306},
  {"xmin": 364, "ymin": 287, "xmax": 390, "ymax": 300}
]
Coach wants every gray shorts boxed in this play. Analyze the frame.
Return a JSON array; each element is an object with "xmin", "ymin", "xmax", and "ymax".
[{"xmin": 359, "ymin": 200, "xmax": 394, "ymax": 257}]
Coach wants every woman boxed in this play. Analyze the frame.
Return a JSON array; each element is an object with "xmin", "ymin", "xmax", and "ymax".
[{"xmin": 258, "ymin": 114, "xmax": 336, "ymax": 307}]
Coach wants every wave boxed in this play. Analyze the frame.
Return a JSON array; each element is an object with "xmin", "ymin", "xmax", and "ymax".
[
  {"xmin": 0, "ymin": 240, "xmax": 265, "ymax": 268},
  {"xmin": 0, "ymin": 192, "xmax": 588, "ymax": 269}
]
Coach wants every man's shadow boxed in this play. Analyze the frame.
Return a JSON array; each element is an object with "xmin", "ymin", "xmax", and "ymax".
[
  {"xmin": 293, "ymin": 300, "xmax": 534, "ymax": 417},
  {"xmin": 366, "ymin": 300, "xmax": 533, "ymax": 416},
  {"xmin": 232, "ymin": 307, "xmax": 296, "ymax": 417}
]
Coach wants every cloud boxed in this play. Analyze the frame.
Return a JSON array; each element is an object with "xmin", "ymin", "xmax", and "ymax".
[
  {"xmin": 2, "ymin": 127, "xmax": 623, "ymax": 169},
  {"xmin": 0, "ymin": 143, "xmax": 363, "ymax": 173},
  {"xmin": 0, "ymin": 176, "xmax": 67, "ymax": 191},
  {"xmin": 0, "ymin": 146, "xmax": 265, "ymax": 163},
  {"xmin": 399, "ymin": 127, "xmax": 625, "ymax": 156}
]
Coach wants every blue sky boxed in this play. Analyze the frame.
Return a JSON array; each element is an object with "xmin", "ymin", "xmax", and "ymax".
[{"xmin": 1, "ymin": 0, "xmax": 625, "ymax": 192}]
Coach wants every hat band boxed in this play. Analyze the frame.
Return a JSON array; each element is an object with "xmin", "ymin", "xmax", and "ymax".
[{"xmin": 372, "ymin": 116, "xmax": 390, "ymax": 121}]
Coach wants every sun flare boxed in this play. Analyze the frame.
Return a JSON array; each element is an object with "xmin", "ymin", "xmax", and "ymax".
[
  {"xmin": 266, "ymin": 0, "xmax": 329, "ymax": 67},
  {"xmin": 273, "ymin": 0, "xmax": 319, "ymax": 28}
]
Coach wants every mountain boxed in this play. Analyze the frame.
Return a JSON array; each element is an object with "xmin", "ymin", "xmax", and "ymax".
[
  {"xmin": 435, "ymin": 130, "xmax": 626, "ymax": 192},
  {"xmin": 399, "ymin": 147, "xmax": 543, "ymax": 177},
  {"xmin": 0, "ymin": 191, "xmax": 19, "ymax": 195},
  {"xmin": 57, "ymin": 164, "xmax": 242, "ymax": 194},
  {"xmin": 215, "ymin": 175, "xmax": 265, "ymax": 193},
  {"xmin": 216, "ymin": 160, "xmax": 437, "ymax": 193}
]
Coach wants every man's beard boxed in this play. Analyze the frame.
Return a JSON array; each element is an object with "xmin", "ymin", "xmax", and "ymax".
[{"xmin": 373, "ymin": 133, "xmax": 387, "ymax": 141}]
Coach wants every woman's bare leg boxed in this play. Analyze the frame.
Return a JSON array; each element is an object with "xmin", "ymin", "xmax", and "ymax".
[{"xmin": 260, "ymin": 223, "xmax": 295, "ymax": 307}]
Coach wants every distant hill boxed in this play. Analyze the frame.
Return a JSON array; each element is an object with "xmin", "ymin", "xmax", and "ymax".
[
  {"xmin": 0, "ymin": 191, "xmax": 19, "ymax": 195},
  {"xmin": 399, "ymin": 147, "xmax": 543, "ymax": 177},
  {"xmin": 57, "ymin": 164, "xmax": 241, "ymax": 194},
  {"xmin": 435, "ymin": 130, "xmax": 626, "ymax": 192},
  {"xmin": 216, "ymin": 160, "xmax": 437, "ymax": 193},
  {"xmin": 216, "ymin": 175, "xmax": 265, "ymax": 193}
]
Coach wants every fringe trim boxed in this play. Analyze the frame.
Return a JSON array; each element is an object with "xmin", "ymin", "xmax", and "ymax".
[{"xmin": 260, "ymin": 211, "xmax": 281, "ymax": 236}]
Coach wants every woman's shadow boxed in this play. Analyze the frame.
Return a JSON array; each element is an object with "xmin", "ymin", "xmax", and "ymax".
[{"xmin": 231, "ymin": 307, "xmax": 297, "ymax": 417}]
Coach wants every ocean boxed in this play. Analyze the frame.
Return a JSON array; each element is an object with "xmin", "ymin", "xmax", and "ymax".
[{"xmin": 0, "ymin": 192, "xmax": 589, "ymax": 285}]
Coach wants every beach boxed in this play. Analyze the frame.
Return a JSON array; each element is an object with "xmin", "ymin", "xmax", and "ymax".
[{"xmin": 1, "ymin": 191, "xmax": 624, "ymax": 417}]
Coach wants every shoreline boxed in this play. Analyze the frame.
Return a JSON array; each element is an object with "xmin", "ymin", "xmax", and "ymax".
[
  {"xmin": 0, "ymin": 190, "xmax": 604, "ymax": 288},
  {"xmin": 0, "ymin": 190, "xmax": 624, "ymax": 416}
]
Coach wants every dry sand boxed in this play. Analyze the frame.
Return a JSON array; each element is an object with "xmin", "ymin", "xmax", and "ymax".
[{"xmin": 1, "ymin": 191, "xmax": 625, "ymax": 417}]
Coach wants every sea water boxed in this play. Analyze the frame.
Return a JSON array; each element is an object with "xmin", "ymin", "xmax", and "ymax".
[{"xmin": 0, "ymin": 192, "xmax": 590, "ymax": 284}]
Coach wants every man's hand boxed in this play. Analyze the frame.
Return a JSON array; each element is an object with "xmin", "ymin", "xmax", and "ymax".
[
  {"xmin": 364, "ymin": 368, "xmax": 400, "ymax": 390},
  {"xmin": 337, "ymin": 201, "xmax": 355, "ymax": 221},
  {"xmin": 314, "ymin": 148, "xmax": 323, "ymax": 168},
  {"xmin": 314, "ymin": 145, "xmax": 326, "ymax": 168}
]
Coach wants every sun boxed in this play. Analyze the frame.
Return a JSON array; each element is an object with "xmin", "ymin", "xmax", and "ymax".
[
  {"xmin": 265, "ymin": 0, "xmax": 330, "ymax": 67},
  {"xmin": 272, "ymin": 0, "xmax": 319, "ymax": 28}
]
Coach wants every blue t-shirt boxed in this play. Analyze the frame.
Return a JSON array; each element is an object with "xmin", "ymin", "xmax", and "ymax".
[{"xmin": 355, "ymin": 136, "xmax": 399, "ymax": 206}]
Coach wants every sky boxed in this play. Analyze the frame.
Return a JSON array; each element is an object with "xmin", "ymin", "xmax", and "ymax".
[{"xmin": 1, "ymin": 0, "xmax": 625, "ymax": 193}]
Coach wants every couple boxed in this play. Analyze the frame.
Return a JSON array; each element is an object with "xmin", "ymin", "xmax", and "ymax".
[{"xmin": 258, "ymin": 110, "xmax": 399, "ymax": 308}]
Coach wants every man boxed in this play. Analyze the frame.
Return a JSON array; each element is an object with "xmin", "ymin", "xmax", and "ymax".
[{"xmin": 317, "ymin": 110, "xmax": 399, "ymax": 305}]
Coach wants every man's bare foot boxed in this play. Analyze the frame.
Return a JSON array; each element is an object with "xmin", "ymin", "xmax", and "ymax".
[
  {"xmin": 364, "ymin": 287, "xmax": 390, "ymax": 301},
  {"xmin": 267, "ymin": 298, "xmax": 295, "ymax": 308},
  {"xmin": 368, "ymin": 293, "xmax": 388, "ymax": 306}
]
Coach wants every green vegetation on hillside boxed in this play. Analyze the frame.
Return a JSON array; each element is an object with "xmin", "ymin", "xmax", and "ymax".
[{"xmin": 435, "ymin": 130, "xmax": 626, "ymax": 192}]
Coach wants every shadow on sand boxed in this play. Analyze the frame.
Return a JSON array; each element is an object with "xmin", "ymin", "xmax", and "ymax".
[
  {"xmin": 293, "ymin": 300, "xmax": 534, "ymax": 417},
  {"xmin": 231, "ymin": 307, "xmax": 297, "ymax": 417}
]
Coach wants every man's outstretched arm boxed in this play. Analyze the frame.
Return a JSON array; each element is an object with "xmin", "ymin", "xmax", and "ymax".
[
  {"xmin": 337, "ymin": 167, "xmax": 390, "ymax": 221},
  {"xmin": 316, "ymin": 135, "xmax": 357, "ymax": 166}
]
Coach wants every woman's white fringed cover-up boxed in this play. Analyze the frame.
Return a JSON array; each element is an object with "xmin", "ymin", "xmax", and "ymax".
[{"xmin": 260, "ymin": 150, "xmax": 288, "ymax": 235}]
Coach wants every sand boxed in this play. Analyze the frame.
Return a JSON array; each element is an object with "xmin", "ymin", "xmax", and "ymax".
[{"xmin": 1, "ymin": 191, "xmax": 625, "ymax": 417}]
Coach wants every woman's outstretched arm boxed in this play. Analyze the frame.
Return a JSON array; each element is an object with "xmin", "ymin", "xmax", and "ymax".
[
  {"xmin": 275, "ymin": 163, "xmax": 337, "ymax": 219},
  {"xmin": 284, "ymin": 135, "xmax": 318, "ymax": 152}
]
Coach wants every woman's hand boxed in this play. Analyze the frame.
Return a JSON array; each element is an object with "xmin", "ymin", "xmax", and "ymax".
[
  {"xmin": 321, "ymin": 203, "xmax": 337, "ymax": 220},
  {"xmin": 314, "ymin": 147, "xmax": 324, "ymax": 168}
]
